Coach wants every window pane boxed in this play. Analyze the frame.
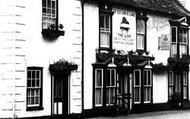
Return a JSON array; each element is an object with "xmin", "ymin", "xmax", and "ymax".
[
  {"xmin": 134, "ymin": 88, "xmax": 140, "ymax": 102},
  {"xmin": 106, "ymin": 88, "xmax": 109, "ymax": 104},
  {"xmin": 52, "ymin": 0, "xmax": 55, "ymax": 9},
  {"xmin": 183, "ymin": 87, "xmax": 187, "ymax": 99},
  {"xmin": 144, "ymin": 71, "xmax": 147, "ymax": 85},
  {"xmin": 100, "ymin": 15, "xmax": 104, "ymax": 28},
  {"xmin": 48, "ymin": 0, "xmax": 51, "ymax": 8},
  {"xmin": 42, "ymin": 0, "xmax": 46, "ymax": 7},
  {"xmin": 100, "ymin": 31, "xmax": 110, "ymax": 47},
  {"xmin": 180, "ymin": 44, "xmax": 187, "ymax": 56},
  {"xmin": 106, "ymin": 70, "xmax": 110, "ymax": 86},
  {"xmin": 137, "ymin": 34, "xmax": 144, "ymax": 49},
  {"xmin": 172, "ymin": 27, "xmax": 177, "ymax": 42},
  {"xmin": 95, "ymin": 89, "xmax": 102, "ymax": 105},
  {"xmin": 96, "ymin": 70, "xmax": 102, "ymax": 86},
  {"xmin": 169, "ymin": 87, "xmax": 174, "ymax": 98},
  {"xmin": 111, "ymin": 70, "xmax": 115, "ymax": 86},
  {"xmin": 171, "ymin": 43, "xmax": 177, "ymax": 57},
  {"xmin": 110, "ymin": 88, "xmax": 115, "ymax": 104},
  {"xmin": 169, "ymin": 72, "xmax": 173, "ymax": 85},
  {"xmin": 148, "ymin": 71, "xmax": 151, "ymax": 85},
  {"xmin": 105, "ymin": 15, "xmax": 110, "ymax": 29},
  {"xmin": 135, "ymin": 71, "xmax": 140, "ymax": 86},
  {"xmin": 137, "ymin": 20, "xmax": 145, "ymax": 34}
]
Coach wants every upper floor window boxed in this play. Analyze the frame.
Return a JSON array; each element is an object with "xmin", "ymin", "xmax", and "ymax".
[
  {"xmin": 27, "ymin": 67, "xmax": 43, "ymax": 111},
  {"xmin": 170, "ymin": 17, "xmax": 189, "ymax": 58},
  {"xmin": 137, "ymin": 19, "xmax": 145, "ymax": 50},
  {"xmin": 42, "ymin": 0, "xmax": 57, "ymax": 30},
  {"xmin": 136, "ymin": 11, "xmax": 148, "ymax": 51},
  {"xmin": 100, "ymin": 13, "xmax": 111, "ymax": 48}
]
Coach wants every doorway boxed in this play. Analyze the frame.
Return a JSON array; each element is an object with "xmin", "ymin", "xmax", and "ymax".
[
  {"xmin": 118, "ymin": 71, "xmax": 132, "ymax": 110},
  {"xmin": 52, "ymin": 73, "xmax": 69, "ymax": 117}
]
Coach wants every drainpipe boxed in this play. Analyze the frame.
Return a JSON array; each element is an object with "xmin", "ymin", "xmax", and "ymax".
[{"xmin": 81, "ymin": 0, "xmax": 85, "ymax": 116}]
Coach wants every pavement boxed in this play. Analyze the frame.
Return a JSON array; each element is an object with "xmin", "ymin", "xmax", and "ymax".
[{"xmin": 88, "ymin": 110, "xmax": 190, "ymax": 119}]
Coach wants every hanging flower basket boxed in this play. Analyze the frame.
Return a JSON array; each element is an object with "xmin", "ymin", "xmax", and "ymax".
[{"xmin": 49, "ymin": 59, "xmax": 78, "ymax": 73}]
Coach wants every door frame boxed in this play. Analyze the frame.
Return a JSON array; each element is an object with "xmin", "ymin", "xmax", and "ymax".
[{"xmin": 51, "ymin": 73, "xmax": 70, "ymax": 117}]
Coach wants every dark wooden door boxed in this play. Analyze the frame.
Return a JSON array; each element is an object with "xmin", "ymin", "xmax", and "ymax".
[{"xmin": 53, "ymin": 74, "xmax": 68, "ymax": 117}]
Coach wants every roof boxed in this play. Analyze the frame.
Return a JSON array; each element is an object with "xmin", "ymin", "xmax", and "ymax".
[{"xmin": 87, "ymin": 0, "xmax": 190, "ymax": 17}]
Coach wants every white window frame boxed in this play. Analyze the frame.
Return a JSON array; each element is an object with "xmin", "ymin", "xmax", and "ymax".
[
  {"xmin": 143, "ymin": 70, "xmax": 152, "ymax": 103},
  {"xmin": 134, "ymin": 69, "xmax": 141, "ymax": 104},
  {"xmin": 100, "ymin": 13, "xmax": 111, "ymax": 48},
  {"xmin": 42, "ymin": 0, "xmax": 57, "ymax": 29},
  {"xmin": 27, "ymin": 69, "xmax": 42, "ymax": 107},
  {"xmin": 95, "ymin": 69, "xmax": 104, "ymax": 107},
  {"xmin": 136, "ymin": 19, "xmax": 145, "ymax": 50},
  {"xmin": 106, "ymin": 69, "xmax": 116, "ymax": 105}
]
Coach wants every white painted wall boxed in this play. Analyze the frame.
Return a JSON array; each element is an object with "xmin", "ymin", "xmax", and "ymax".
[
  {"xmin": 153, "ymin": 73, "xmax": 168, "ymax": 103},
  {"xmin": 147, "ymin": 14, "xmax": 170, "ymax": 65},
  {"xmin": 0, "ymin": 0, "xmax": 82, "ymax": 118},
  {"xmin": 84, "ymin": 3, "xmax": 99, "ymax": 109}
]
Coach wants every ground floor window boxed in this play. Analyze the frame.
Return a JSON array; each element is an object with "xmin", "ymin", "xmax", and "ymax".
[
  {"xmin": 27, "ymin": 67, "xmax": 43, "ymax": 110},
  {"xmin": 94, "ymin": 68, "xmax": 116, "ymax": 107},
  {"xmin": 95, "ymin": 69, "xmax": 103, "ymax": 106},
  {"xmin": 168, "ymin": 71, "xmax": 188, "ymax": 100},
  {"xmin": 134, "ymin": 69, "xmax": 152, "ymax": 104}
]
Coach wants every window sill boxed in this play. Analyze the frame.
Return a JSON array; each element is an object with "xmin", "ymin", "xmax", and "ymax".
[
  {"xmin": 26, "ymin": 106, "xmax": 44, "ymax": 111},
  {"xmin": 41, "ymin": 29, "xmax": 65, "ymax": 40}
]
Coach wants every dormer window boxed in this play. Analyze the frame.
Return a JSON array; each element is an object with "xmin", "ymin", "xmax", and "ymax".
[{"xmin": 170, "ymin": 17, "xmax": 189, "ymax": 58}]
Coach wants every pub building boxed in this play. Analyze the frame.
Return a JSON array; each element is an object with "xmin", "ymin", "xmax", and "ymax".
[{"xmin": 82, "ymin": 0, "xmax": 190, "ymax": 116}]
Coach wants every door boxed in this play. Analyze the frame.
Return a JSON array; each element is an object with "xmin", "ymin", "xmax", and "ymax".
[
  {"xmin": 118, "ymin": 71, "xmax": 131, "ymax": 110},
  {"xmin": 52, "ymin": 73, "xmax": 68, "ymax": 117}
]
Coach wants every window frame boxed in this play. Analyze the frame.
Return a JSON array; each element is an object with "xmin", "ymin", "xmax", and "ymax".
[
  {"xmin": 95, "ymin": 69, "xmax": 104, "ymax": 107},
  {"xmin": 99, "ymin": 5, "xmax": 113, "ymax": 51},
  {"xmin": 26, "ymin": 67, "xmax": 43, "ymax": 111},
  {"xmin": 106, "ymin": 68, "xmax": 116, "ymax": 105},
  {"xmin": 168, "ymin": 71, "xmax": 174, "ymax": 100},
  {"xmin": 134, "ymin": 69, "xmax": 141, "ymax": 104},
  {"xmin": 183, "ymin": 72, "xmax": 188, "ymax": 99},
  {"xmin": 136, "ymin": 12, "xmax": 148, "ymax": 51},
  {"xmin": 42, "ymin": 0, "xmax": 58, "ymax": 30},
  {"xmin": 143, "ymin": 70, "xmax": 152, "ymax": 103}
]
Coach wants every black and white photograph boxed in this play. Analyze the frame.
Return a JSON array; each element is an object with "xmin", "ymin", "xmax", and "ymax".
[{"xmin": 1, "ymin": 0, "xmax": 190, "ymax": 119}]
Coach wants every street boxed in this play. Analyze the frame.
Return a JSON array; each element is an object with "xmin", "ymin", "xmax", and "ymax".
[{"xmin": 88, "ymin": 110, "xmax": 190, "ymax": 119}]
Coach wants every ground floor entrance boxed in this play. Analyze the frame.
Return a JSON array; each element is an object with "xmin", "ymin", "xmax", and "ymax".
[{"xmin": 51, "ymin": 73, "xmax": 69, "ymax": 117}]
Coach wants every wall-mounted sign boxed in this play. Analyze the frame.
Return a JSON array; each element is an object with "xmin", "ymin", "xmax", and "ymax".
[
  {"xmin": 158, "ymin": 34, "xmax": 170, "ymax": 50},
  {"xmin": 112, "ymin": 8, "xmax": 136, "ymax": 52}
]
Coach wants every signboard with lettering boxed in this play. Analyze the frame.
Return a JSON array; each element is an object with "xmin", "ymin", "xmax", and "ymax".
[
  {"xmin": 112, "ymin": 8, "xmax": 136, "ymax": 52},
  {"xmin": 158, "ymin": 34, "xmax": 170, "ymax": 50}
]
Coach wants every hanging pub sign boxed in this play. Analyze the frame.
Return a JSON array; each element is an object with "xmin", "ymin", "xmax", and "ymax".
[
  {"xmin": 158, "ymin": 34, "xmax": 170, "ymax": 50},
  {"xmin": 112, "ymin": 8, "xmax": 136, "ymax": 52}
]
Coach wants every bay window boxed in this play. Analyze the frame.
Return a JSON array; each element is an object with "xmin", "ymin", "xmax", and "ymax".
[
  {"xmin": 134, "ymin": 69, "xmax": 152, "ymax": 104},
  {"xmin": 94, "ymin": 68, "xmax": 116, "ymax": 107}
]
